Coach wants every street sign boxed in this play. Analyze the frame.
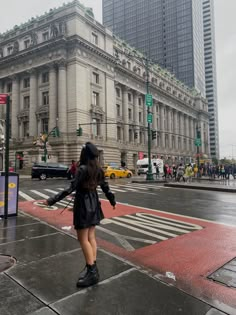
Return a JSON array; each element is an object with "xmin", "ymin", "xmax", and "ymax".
[
  {"xmin": 0, "ymin": 94, "xmax": 8, "ymax": 105},
  {"xmin": 147, "ymin": 113, "xmax": 153, "ymax": 123},
  {"xmin": 195, "ymin": 138, "xmax": 202, "ymax": 146},
  {"xmin": 145, "ymin": 94, "xmax": 153, "ymax": 107}
]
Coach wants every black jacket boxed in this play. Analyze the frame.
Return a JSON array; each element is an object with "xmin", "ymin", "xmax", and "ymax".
[{"xmin": 47, "ymin": 165, "xmax": 116, "ymax": 229}]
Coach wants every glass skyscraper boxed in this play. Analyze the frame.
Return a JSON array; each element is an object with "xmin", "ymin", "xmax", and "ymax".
[{"xmin": 103, "ymin": 0, "xmax": 219, "ymax": 159}]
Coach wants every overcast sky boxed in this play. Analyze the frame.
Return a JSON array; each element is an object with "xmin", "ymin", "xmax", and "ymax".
[{"xmin": 0, "ymin": 0, "xmax": 235, "ymax": 159}]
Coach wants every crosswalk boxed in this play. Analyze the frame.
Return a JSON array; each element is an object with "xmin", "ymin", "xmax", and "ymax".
[{"xmin": 18, "ymin": 183, "xmax": 163, "ymax": 202}]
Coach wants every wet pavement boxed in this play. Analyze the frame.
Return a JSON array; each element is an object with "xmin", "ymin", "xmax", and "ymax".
[{"xmin": 0, "ymin": 213, "xmax": 231, "ymax": 315}]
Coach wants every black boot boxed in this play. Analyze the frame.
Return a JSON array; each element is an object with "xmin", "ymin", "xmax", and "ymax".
[
  {"xmin": 76, "ymin": 263, "xmax": 99, "ymax": 288},
  {"xmin": 78, "ymin": 264, "xmax": 89, "ymax": 280}
]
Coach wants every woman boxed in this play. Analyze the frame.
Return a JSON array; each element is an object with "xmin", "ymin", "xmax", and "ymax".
[{"xmin": 44, "ymin": 142, "xmax": 116, "ymax": 288}]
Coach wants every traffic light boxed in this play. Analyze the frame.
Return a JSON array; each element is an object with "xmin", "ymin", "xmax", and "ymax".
[
  {"xmin": 134, "ymin": 132, "xmax": 138, "ymax": 139},
  {"xmin": 76, "ymin": 127, "xmax": 83, "ymax": 136},
  {"xmin": 151, "ymin": 130, "xmax": 157, "ymax": 140},
  {"xmin": 51, "ymin": 127, "xmax": 60, "ymax": 137}
]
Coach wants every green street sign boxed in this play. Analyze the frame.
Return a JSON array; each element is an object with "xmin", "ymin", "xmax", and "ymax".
[
  {"xmin": 195, "ymin": 138, "xmax": 202, "ymax": 146},
  {"xmin": 147, "ymin": 113, "xmax": 153, "ymax": 123},
  {"xmin": 145, "ymin": 94, "xmax": 153, "ymax": 107}
]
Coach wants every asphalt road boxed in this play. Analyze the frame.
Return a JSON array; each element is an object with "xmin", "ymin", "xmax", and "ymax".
[{"xmin": 18, "ymin": 177, "xmax": 236, "ymax": 226}]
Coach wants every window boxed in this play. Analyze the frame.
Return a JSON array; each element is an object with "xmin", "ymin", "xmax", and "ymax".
[
  {"xmin": 137, "ymin": 68, "xmax": 141, "ymax": 75},
  {"xmin": 92, "ymin": 118, "xmax": 100, "ymax": 136},
  {"xmin": 117, "ymin": 126, "xmax": 121, "ymax": 140},
  {"xmin": 128, "ymin": 108, "xmax": 132, "ymax": 120},
  {"xmin": 42, "ymin": 118, "xmax": 48, "ymax": 133},
  {"xmin": 24, "ymin": 39, "xmax": 30, "ymax": 49},
  {"xmin": 128, "ymin": 93, "xmax": 132, "ymax": 102},
  {"xmin": 7, "ymin": 83, "xmax": 12, "ymax": 93},
  {"xmin": 92, "ymin": 33, "xmax": 98, "ymax": 45},
  {"xmin": 129, "ymin": 130, "xmax": 132, "ymax": 142},
  {"xmin": 116, "ymin": 88, "xmax": 121, "ymax": 98},
  {"xmin": 116, "ymin": 104, "xmax": 120, "ymax": 116},
  {"xmin": 139, "ymin": 112, "xmax": 142, "ymax": 123},
  {"xmin": 23, "ymin": 78, "xmax": 30, "ymax": 88},
  {"xmin": 127, "ymin": 61, "xmax": 131, "ymax": 70},
  {"xmin": 23, "ymin": 96, "xmax": 30, "ymax": 109},
  {"xmin": 23, "ymin": 121, "xmax": 29, "ymax": 137},
  {"xmin": 92, "ymin": 92, "xmax": 99, "ymax": 106},
  {"xmin": 42, "ymin": 92, "xmax": 49, "ymax": 105},
  {"xmin": 93, "ymin": 72, "xmax": 99, "ymax": 84},
  {"xmin": 42, "ymin": 72, "xmax": 49, "ymax": 83},
  {"xmin": 42, "ymin": 32, "xmax": 49, "ymax": 41},
  {"xmin": 138, "ymin": 98, "xmax": 142, "ymax": 106},
  {"xmin": 7, "ymin": 46, "xmax": 13, "ymax": 55}
]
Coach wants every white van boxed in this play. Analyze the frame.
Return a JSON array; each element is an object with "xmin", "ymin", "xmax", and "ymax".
[{"xmin": 137, "ymin": 158, "xmax": 164, "ymax": 175}]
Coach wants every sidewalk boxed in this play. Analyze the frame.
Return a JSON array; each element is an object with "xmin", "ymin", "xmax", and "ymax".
[{"xmin": 0, "ymin": 209, "xmax": 231, "ymax": 315}]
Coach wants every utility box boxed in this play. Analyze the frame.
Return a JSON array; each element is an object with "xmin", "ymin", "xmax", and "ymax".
[{"xmin": 0, "ymin": 172, "xmax": 19, "ymax": 217}]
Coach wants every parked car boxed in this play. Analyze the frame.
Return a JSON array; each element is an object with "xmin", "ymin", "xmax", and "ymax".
[
  {"xmin": 103, "ymin": 166, "xmax": 132, "ymax": 179},
  {"xmin": 31, "ymin": 162, "xmax": 71, "ymax": 180}
]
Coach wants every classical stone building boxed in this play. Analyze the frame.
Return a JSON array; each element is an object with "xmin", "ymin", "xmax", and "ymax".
[{"xmin": 0, "ymin": 0, "xmax": 209, "ymax": 170}]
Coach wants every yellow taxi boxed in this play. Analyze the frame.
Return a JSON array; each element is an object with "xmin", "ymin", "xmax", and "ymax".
[{"xmin": 104, "ymin": 166, "xmax": 132, "ymax": 179}]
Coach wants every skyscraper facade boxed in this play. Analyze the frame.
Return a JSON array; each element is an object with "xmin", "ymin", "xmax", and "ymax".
[
  {"xmin": 103, "ymin": 0, "xmax": 206, "ymax": 96},
  {"xmin": 103, "ymin": 0, "xmax": 219, "ymax": 159},
  {"xmin": 202, "ymin": 0, "xmax": 219, "ymax": 159}
]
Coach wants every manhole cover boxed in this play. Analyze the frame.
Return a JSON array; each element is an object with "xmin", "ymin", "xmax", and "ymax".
[{"xmin": 0, "ymin": 255, "xmax": 16, "ymax": 272}]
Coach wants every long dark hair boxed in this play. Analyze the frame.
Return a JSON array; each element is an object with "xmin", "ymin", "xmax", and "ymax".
[{"xmin": 78, "ymin": 145, "xmax": 103, "ymax": 189}]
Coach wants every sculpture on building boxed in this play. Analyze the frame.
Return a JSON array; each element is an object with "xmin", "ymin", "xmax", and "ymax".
[
  {"xmin": 59, "ymin": 21, "xmax": 67, "ymax": 35},
  {"xmin": 50, "ymin": 23, "xmax": 59, "ymax": 38},
  {"xmin": 30, "ymin": 32, "xmax": 38, "ymax": 46},
  {"xmin": 13, "ymin": 41, "xmax": 19, "ymax": 53}
]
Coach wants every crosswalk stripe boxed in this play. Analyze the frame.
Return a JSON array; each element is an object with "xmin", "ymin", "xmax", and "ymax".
[
  {"xmin": 30, "ymin": 190, "xmax": 50, "ymax": 199},
  {"xmin": 109, "ymin": 185, "xmax": 127, "ymax": 192},
  {"xmin": 124, "ymin": 184, "xmax": 148, "ymax": 191},
  {"xmin": 19, "ymin": 191, "xmax": 35, "ymax": 201}
]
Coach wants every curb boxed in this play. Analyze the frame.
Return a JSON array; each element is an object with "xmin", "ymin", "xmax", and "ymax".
[{"xmin": 164, "ymin": 183, "xmax": 236, "ymax": 193}]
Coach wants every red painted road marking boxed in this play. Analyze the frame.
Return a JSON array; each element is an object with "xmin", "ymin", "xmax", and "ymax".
[{"xmin": 19, "ymin": 200, "xmax": 236, "ymax": 314}]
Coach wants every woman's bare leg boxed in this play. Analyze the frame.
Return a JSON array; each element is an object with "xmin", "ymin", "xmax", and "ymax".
[
  {"xmin": 77, "ymin": 228, "xmax": 94, "ymax": 265},
  {"xmin": 88, "ymin": 226, "xmax": 97, "ymax": 262}
]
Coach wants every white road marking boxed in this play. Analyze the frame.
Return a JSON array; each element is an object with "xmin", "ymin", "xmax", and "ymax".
[
  {"xmin": 30, "ymin": 190, "xmax": 70, "ymax": 208},
  {"xmin": 99, "ymin": 199, "xmax": 236, "ymax": 227},
  {"xmin": 108, "ymin": 218, "xmax": 168, "ymax": 240},
  {"xmin": 108, "ymin": 185, "xmax": 127, "ymax": 192},
  {"xmin": 19, "ymin": 191, "xmax": 35, "ymax": 201},
  {"xmin": 113, "ymin": 216, "xmax": 178, "ymax": 237}
]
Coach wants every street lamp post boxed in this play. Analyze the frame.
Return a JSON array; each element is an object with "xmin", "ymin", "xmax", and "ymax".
[{"xmin": 144, "ymin": 58, "xmax": 154, "ymax": 180}]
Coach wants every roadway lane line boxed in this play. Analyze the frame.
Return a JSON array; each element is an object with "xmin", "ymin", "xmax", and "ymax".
[{"xmin": 19, "ymin": 191, "xmax": 35, "ymax": 201}]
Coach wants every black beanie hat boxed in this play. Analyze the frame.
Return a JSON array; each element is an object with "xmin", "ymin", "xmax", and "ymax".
[{"xmin": 83, "ymin": 142, "xmax": 99, "ymax": 159}]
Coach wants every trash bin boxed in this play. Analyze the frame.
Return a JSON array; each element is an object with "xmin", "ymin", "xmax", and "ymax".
[{"xmin": 0, "ymin": 172, "xmax": 19, "ymax": 217}]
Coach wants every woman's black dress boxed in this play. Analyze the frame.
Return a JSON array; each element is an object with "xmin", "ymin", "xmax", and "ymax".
[{"xmin": 47, "ymin": 165, "xmax": 116, "ymax": 229}]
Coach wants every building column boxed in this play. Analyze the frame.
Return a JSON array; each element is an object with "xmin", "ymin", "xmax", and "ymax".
[
  {"xmin": 174, "ymin": 110, "xmax": 178, "ymax": 150},
  {"xmin": 11, "ymin": 76, "xmax": 20, "ymax": 138},
  {"xmin": 58, "ymin": 60, "xmax": 67, "ymax": 134},
  {"xmin": 49, "ymin": 64, "xmax": 57, "ymax": 131},
  {"xmin": 160, "ymin": 103, "xmax": 165, "ymax": 148},
  {"xmin": 133, "ymin": 91, "xmax": 139, "ymax": 144},
  {"xmin": 29, "ymin": 70, "xmax": 38, "ymax": 137},
  {"xmin": 167, "ymin": 107, "xmax": 172, "ymax": 150},
  {"xmin": 180, "ymin": 113, "xmax": 184, "ymax": 152},
  {"xmin": 122, "ymin": 86, "xmax": 129, "ymax": 143}
]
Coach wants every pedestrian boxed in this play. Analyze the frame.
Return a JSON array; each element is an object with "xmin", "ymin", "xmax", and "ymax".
[
  {"xmin": 177, "ymin": 163, "xmax": 185, "ymax": 182},
  {"xmin": 155, "ymin": 164, "xmax": 159, "ymax": 179},
  {"xmin": 68, "ymin": 159, "xmax": 77, "ymax": 178},
  {"xmin": 184, "ymin": 163, "xmax": 193, "ymax": 182},
  {"xmin": 44, "ymin": 142, "xmax": 116, "ymax": 288}
]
